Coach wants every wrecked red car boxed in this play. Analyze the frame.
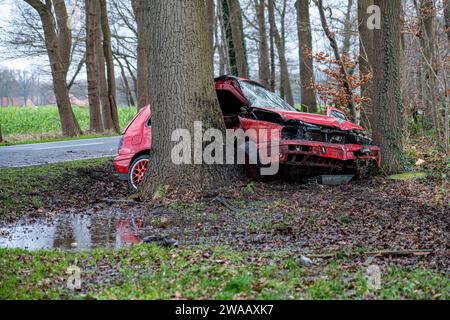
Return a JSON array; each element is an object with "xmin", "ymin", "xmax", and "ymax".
[{"xmin": 115, "ymin": 75, "xmax": 380, "ymax": 189}]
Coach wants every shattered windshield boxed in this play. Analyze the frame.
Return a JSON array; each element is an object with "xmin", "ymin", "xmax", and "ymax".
[{"xmin": 239, "ymin": 81, "xmax": 297, "ymax": 112}]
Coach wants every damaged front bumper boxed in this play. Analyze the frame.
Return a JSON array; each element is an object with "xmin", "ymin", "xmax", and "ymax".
[{"xmin": 278, "ymin": 140, "xmax": 381, "ymax": 170}]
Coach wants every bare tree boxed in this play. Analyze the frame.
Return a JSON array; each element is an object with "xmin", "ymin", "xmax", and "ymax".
[
  {"xmin": 22, "ymin": 0, "xmax": 81, "ymax": 136},
  {"xmin": 445, "ymin": 0, "xmax": 450, "ymax": 43},
  {"xmin": 296, "ymin": 0, "xmax": 317, "ymax": 112},
  {"xmin": 227, "ymin": 0, "xmax": 249, "ymax": 77},
  {"xmin": 256, "ymin": 0, "xmax": 270, "ymax": 87},
  {"xmin": 85, "ymin": 0, "xmax": 103, "ymax": 132},
  {"xmin": 141, "ymin": 0, "xmax": 230, "ymax": 196},
  {"xmin": 358, "ymin": 0, "xmax": 374, "ymax": 129},
  {"xmin": 268, "ymin": 0, "xmax": 294, "ymax": 106},
  {"xmin": 317, "ymin": 0, "xmax": 357, "ymax": 122},
  {"xmin": 99, "ymin": 0, "xmax": 120, "ymax": 133},
  {"xmin": 342, "ymin": 0, "xmax": 354, "ymax": 55},
  {"xmin": 414, "ymin": 0, "xmax": 442, "ymax": 140},
  {"xmin": 131, "ymin": 0, "xmax": 149, "ymax": 109}
]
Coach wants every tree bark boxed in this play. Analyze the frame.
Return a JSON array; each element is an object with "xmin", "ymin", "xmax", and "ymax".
[
  {"xmin": 85, "ymin": 0, "xmax": 104, "ymax": 133},
  {"xmin": 296, "ymin": 0, "xmax": 317, "ymax": 112},
  {"xmin": 100, "ymin": 0, "xmax": 120, "ymax": 134},
  {"xmin": 358, "ymin": 0, "xmax": 374, "ymax": 130},
  {"xmin": 141, "ymin": 0, "xmax": 231, "ymax": 196},
  {"xmin": 372, "ymin": 0, "xmax": 404, "ymax": 173},
  {"xmin": 23, "ymin": 0, "xmax": 81, "ymax": 137},
  {"xmin": 257, "ymin": 0, "xmax": 270, "ymax": 87},
  {"xmin": 268, "ymin": 0, "xmax": 294, "ymax": 106},
  {"xmin": 132, "ymin": 0, "xmax": 150, "ymax": 110},
  {"xmin": 227, "ymin": 0, "xmax": 249, "ymax": 77}
]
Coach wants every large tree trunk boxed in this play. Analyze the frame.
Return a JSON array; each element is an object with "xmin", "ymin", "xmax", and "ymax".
[
  {"xmin": 141, "ymin": 0, "xmax": 230, "ymax": 196},
  {"xmin": 268, "ymin": 0, "xmax": 294, "ymax": 106},
  {"xmin": 0, "ymin": 123, "xmax": 3, "ymax": 143},
  {"xmin": 132, "ymin": 0, "xmax": 150, "ymax": 110},
  {"xmin": 24, "ymin": 0, "xmax": 81, "ymax": 137},
  {"xmin": 257, "ymin": 0, "xmax": 270, "ymax": 87},
  {"xmin": 227, "ymin": 0, "xmax": 249, "ymax": 77},
  {"xmin": 296, "ymin": 0, "xmax": 317, "ymax": 112},
  {"xmin": 85, "ymin": 0, "xmax": 103, "ymax": 133},
  {"xmin": 372, "ymin": 0, "xmax": 404, "ymax": 173},
  {"xmin": 358, "ymin": 0, "xmax": 374, "ymax": 130},
  {"xmin": 100, "ymin": 0, "xmax": 120, "ymax": 134}
]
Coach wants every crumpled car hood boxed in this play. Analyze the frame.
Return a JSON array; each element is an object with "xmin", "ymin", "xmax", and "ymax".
[{"xmin": 276, "ymin": 110, "xmax": 363, "ymax": 131}]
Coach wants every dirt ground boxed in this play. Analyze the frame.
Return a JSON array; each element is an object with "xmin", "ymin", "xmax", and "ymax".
[{"xmin": 4, "ymin": 159, "xmax": 447, "ymax": 273}]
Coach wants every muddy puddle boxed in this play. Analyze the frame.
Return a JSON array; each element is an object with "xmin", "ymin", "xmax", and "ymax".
[{"xmin": 0, "ymin": 210, "xmax": 154, "ymax": 251}]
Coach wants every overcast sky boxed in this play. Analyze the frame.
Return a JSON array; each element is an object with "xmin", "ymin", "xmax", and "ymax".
[{"xmin": 0, "ymin": 0, "xmax": 33, "ymax": 70}]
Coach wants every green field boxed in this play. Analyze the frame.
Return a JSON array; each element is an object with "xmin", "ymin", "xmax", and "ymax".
[{"xmin": 0, "ymin": 106, "xmax": 137, "ymax": 142}]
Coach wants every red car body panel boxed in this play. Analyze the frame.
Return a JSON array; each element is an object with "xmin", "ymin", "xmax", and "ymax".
[
  {"xmin": 114, "ymin": 106, "xmax": 152, "ymax": 177},
  {"xmin": 114, "ymin": 76, "xmax": 380, "ymax": 181}
]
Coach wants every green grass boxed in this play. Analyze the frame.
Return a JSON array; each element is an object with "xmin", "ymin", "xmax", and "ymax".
[
  {"xmin": 0, "ymin": 245, "xmax": 447, "ymax": 300},
  {"xmin": 0, "ymin": 134, "xmax": 118, "ymax": 147},
  {"xmin": 0, "ymin": 106, "xmax": 137, "ymax": 142},
  {"xmin": 389, "ymin": 172, "xmax": 428, "ymax": 181},
  {"xmin": 0, "ymin": 158, "xmax": 113, "ymax": 218}
]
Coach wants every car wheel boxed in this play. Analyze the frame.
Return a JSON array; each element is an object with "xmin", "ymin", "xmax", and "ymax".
[{"xmin": 128, "ymin": 155, "xmax": 150, "ymax": 190}]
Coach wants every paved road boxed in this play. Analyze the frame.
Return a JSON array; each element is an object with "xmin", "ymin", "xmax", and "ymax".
[{"xmin": 0, "ymin": 136, "xmax": 121, "ymax": 168}]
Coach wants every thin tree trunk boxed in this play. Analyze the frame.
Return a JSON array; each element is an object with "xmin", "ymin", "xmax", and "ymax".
[
  {"xmin": 358, "ymin": 0, "xmax": 374, "ymax": 130},
  {"xmin": 95, "ymin": 0, "xmax": 111, "ymax": 132},
  {"xmin": 206, "ymin": 0, "xmax": 215, "ymax": 69},
  {"xmin": 227, "ymin": 0, "xmax": 249, "ymax": 77},
  {"xmin": 268, "ymin": 0, "xmax": 276, "ymax": 91},
  {"xmin": 445, "ymin": 0, "xmax": 450, "ymax": 43},
  {"xmin": 257, "ymin": 0, "xmax": 270, "ymax": 87},
  {"xmin": 218, "ymin": 0, "xmax": 230, "ymax": 74},
  {"xmin": 100, "ymin": 0, "xmax": 120, "ymax": 134},
  {"xmin": 141, "ymin": 0, "xmax": 231, "ymax": 196},
  {"xmin": 85, "ymin": 0, "xmax": 103, "ymax": 133},
  {"xmin": 317, "ymin": 0, "xmax": 357, "ymax": 122},
  {"xmin": 372, "ymin": 0, "xmax": 404, "ymax": 173},
  {"xmin": 24, "ymin": 0, "xmax": 81, "ymax": 137},
  {"xmin": 342, "ymin": 0, "xmax": 354, "ymax": 55},
  {"xmin": 296, "ymin": 0, "xmax": 317, "ymax": 112},
  {"xmin": 268, "ymin": 0, "xmax": 294, "ymax": 106},
  {"xmin": 421, "ymin": 0, "xmax": 442, "ymax": 140},
  {"xmin": 132, "ymin": 0, "xmax": 150, "ymax": 110},
  {"xmin": 222, "ymin": 0, "xmax": 238, "ymax": 75},
  {"xmin": 115, "ymin": 55, "xmax": 136, "ymax": 108}
]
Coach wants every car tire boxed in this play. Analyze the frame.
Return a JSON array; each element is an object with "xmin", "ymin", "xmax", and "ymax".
[{"xmin": 128, "ymin": 155, "xmax": 150, "ymax": 191}]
